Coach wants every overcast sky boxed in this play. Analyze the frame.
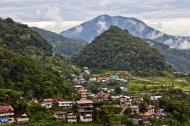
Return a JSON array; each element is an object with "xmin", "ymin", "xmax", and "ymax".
[{"xmin": 0, "ymin": 0, "xmax": 190, "ymax": 36}]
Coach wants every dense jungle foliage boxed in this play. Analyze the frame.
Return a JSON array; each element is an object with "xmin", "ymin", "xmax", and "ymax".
[
  {"xmin": 0, "ymin": 18, "xmax": 79, "ymax": 101},
  {"xmin": 73, "ymin": 26, "xmax": 172, "ymax": 76}
]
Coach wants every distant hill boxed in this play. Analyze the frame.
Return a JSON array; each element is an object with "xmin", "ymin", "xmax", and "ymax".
[
  {"xmin": 0, "ymin": 18, "xmax": 52, "ymax": 55},
  {"xmin": 73, "ymin": 26, "xmax": 172, "ymax": 76},
  {"xmin": 60, "ymin": 15, "xmax": 190, "ymax": 72},
  {"xmin": 32, "ymin": 27, "xmax": 87, "ymax": 57},
  {"xmin": 61, "ymin": 15, "xmax": 190, "ymax": 50},
  {"xmin": 0, "ymin": 18, "xmax": 79, "ymax": 100},
  {"xmin": 146, "ymin": 40, "xmax": 190, "ymax": 73}
]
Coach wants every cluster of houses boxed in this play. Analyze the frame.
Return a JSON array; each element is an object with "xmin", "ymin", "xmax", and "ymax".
[
  {"xmin": 0, "ymin": 66, "xmax": 168, "ymax": 125},
  {"xmin": 72, "ymin": 67, "xmax": 90, "ymax": 85},
  {"xmin": 116, "ymin": 95, "xmax": 166, "ymax": 125},
  {"xmin": 0, "ymin": 90, "xmax": 167, "ymax": 126},
  {"xmin": 56, "ymin": 77, "xmax": 166, "ymax": 125},
  {"xmin": 132, "ymin": 105, "xmax": 166, "ymax": 125},
  {"xmin": 41, "ymin": 98, "xmax": 94, "ymax": 123},
  {"xmin": 74, "ymin": 85, "xmax": 128, "ymax": 102},
  {"xmin": 0, "ymin": 95, "xmax": 167, "ymax": 125},
  {"xmin": 75, "ymin": 85, "xmax": 88, "ymax": 98},
  {"xmin": 72, "ymin": 67, "xmax": 127, "ymax": 85},
  {"xmin": 91, "ymin": 75, "xmax": 127, "ymax": 83},
  {"xmin": 0, "ymin": 104, "xmax": 29, "ymax": 124}
]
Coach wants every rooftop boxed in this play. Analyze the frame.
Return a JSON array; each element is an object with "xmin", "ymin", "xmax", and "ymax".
[
  {"xmin": 0, "ymin": 105, "xmax": 14, "ymax": 112},
  {"xmin": 76, "ymin": 99, "xmax": 93, "ymax": 104},
  {"xmin": 42, "ymin": 98, "xmax": 64, "ymax": 103},
  {"xmin": 147, "ymin": 105, "xmax": 155, "ymax": 109},
  {"xmin": 130, "ymin": 105, "xmax": 139, "ymax": 109},
  {"xmin": 96, "ymin": 76, "xmax": 109, "ymax": 80},
  {"xmin": 140, "ymin": 112, "xmax": 155, "ymax": 117}
]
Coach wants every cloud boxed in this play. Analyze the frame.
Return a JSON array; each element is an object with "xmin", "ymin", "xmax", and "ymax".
[
  {"xmin": 75, "ymin": 25, "xmax": 83, "ymax": 33},
  {"xmin": 99, "ymin": 0, "xmax": 110, "ymax": 8},
  {"xmin": 179, "ymin": 40, "xmax": 190, "ymax": 50},
  {"xmin": 43, "ymin": 6, "xmax": 63, "ymax": 21},
  {"xmin": 96, "ymin": 20, "xmax": 109, "ymax": 34},
  {"xmin": 163, "ymin": 38, "xmax": 190, "ymax": 50},
  {"xmin": 146, "ymin": 40, "xmax": 155, "ymax": 47},
  {"xmin": 144, "ymin": 18, "xmax": 190, "ymax": 36},
  {"xmin": 164, "ymin": 39, "xmax": 176, "ymax": 48},
  {"xmin": 137, "ymin": 23, "xmax": 145, "ymax": 32},
  {"xmin": 0, "ymin": 0, "xmax": 190, "ymax": 35},
  {"xmin": 146, "ymin": 30, "xmax": 164, "ymax": 39},
  {"xmin": 127, "ymin": 19, "xmax": 138, "ymax": 25},
  {"xmin": 25, "ymin": 21, "xmax": 82, "ymax": 33}
]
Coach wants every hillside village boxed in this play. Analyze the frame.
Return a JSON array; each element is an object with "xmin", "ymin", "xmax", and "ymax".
[
  {"xmin": 0, "ymin": 17, "xmax": 190, "ymax": 126},
  {"xmin": 1, "ymin": 67, "xmax": 190, "ymax": 126}
]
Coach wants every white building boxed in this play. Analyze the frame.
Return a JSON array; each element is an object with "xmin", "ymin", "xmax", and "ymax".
[
  {"xmin": 130, "ymin": 105, "xmax": 140, "ymax": 114},
  {"xmin": 54, "ymin": 112, "xmax": 66, "ymax": 121},
  {"xmin": 58, "ymin": 101, "xmax": 75, "ymax": 109},
  {"xmin": 16, "ymin": 113, "xmax": 29, "ymax": 123},
  {"xmin": 0, "ymin": 105, "xmax": 14, "ymax": 123},
  {"xmin": 150, "ymin": 96, "xmax": 162, "ymax": 101},
  {"xmin": 76, "ymin": 99, "xmax": 94, "ymax": 122},
  {"xmin": 41, "ymin": 99, "xmax": 54, "ymax": 109},
  {"xmin": 67, "ymin": 112, "xmax": 77, "ymax": 123}
]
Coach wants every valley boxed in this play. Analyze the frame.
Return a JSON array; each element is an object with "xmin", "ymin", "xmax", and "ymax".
[{"xmin": 0, "ymin": 15, "xmax": 190, "ymax": 126}]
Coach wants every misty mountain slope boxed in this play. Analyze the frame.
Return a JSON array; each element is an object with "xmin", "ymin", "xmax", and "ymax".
[
  {"xmin": 73, "ymin": 26, "xmax": 172, "ymax": 76},
  {"xmin": 146, "ymin": 40, "xmax": 190, "ymax": 73},
  {"xmin": 32, "ymin": 27, "xmax": 87, "ymax": 57},
  {"xmin": 61, "ymin": 15, "xmax": 190, "ymax": 50}
]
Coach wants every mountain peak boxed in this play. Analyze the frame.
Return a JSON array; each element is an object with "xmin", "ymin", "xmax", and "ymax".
[
  {"xmin": 73, "ymin": 26, "xmax": 171, "ymax": 76},
  {"xmin": 109, "ymin": 25, "xmax": 121, "ymax": 30},
  {"xmin": 96, "ymin": 14, "xmax": 111, "ymax": 18},
  {"xmin": 61, "ymin": 15, "xmax": 190, "ymax": 50},
  {"xmin": 61, "ymin": 15, "xmax": 157, "ymax": 42},
  {"xmin": 109, "ymin": 25, "xmax": 129, "ymax": 32}
]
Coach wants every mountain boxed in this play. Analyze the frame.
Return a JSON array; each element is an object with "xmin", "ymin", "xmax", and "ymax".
[
  {"xmin": 32, "ymin": 27, "xmax": 87, "ymax": 57},
  {"xmin": 0, "ymin": 18, "xmax": 52, "ymax": 55},
  {"xmin": 61, "ymin": 15, "xmax": 190, "ymax": 50},
  {"xmin": 73, "ymin": 26, "xmax": 172, "ymax": 76},
  {"xmin": 146, "ymin": 40, "xmax": 190, "ymax": 73},
  {"xmin": 0, "ymin": 18, "xmax": 79, "ymax": 100}
]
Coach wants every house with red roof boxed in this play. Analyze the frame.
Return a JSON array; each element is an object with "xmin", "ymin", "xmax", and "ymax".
[
  {"xmin": 0, "ymin": 105, "xmax": 14, "ymax": 124},
  {"xmin": 41, "ymin": 98, "xmax": 55, "ymax": 109},
  {"xmin": 76, "ymin": 99, "xmax": 93, "ymax": 122},
  {"xmin": 41, "ymin": 98, "xmax": 64, "ymax": 109},
  {"xmin": 96, "ymin": 76, "xmax": 110, "ymax": 83},
  {"xmin": 132, "ymin": 105, "xmax": 156, "ymax": 125}
]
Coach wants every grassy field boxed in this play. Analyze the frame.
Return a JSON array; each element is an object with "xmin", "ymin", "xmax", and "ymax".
[
  {"xmin": 92, "ymin": 71, "xmax": 190, "ymax": 92},
  {"xmin": 128, "ymin": 76, "xmax": 190, "ymax": 91}
]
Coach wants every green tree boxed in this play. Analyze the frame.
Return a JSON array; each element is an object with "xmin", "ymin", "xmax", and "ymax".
[
  {"xmin": 115, "ymin": 86, "xmax": 122, "ymax": 94},
  {"xmin": 139, "ymin": 102, "xmax": 147, "ymax": 113}
]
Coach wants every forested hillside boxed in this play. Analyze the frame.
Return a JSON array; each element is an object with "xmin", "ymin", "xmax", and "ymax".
[
  {"xmin": 0, "ymin": 18, "xmax": 52, "ymax": 55},
  {"xmin": 0, "ymin": 18, "xmax": 79, "ymax": 101},
  {"xmin": 32, "ymin": 27, "xmax": 87, "ymax": 57},
  {"xmin": 61, "ymin": 15, "xmax": 190, "ymax": 51},
  {"xmin": 146, "ymin": 39, "xmax": 190, "ymax": 73},
  {"xmin": 73, "ymin": 26, "xmax": 172, "ymax": 76}
]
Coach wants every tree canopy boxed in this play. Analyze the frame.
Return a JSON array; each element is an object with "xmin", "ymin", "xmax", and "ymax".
[
  {"xmin": 73, "ymin": 26, "xmax": 172, "ymax": 76},
  {"xmin": 0, "ymin": 18, "xmax": 79, "ymax": 101}
]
